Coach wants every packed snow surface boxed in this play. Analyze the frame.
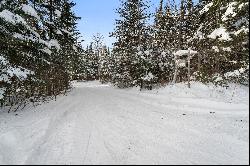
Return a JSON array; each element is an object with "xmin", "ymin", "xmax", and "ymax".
[{"xmin": 0, "ymin": 81, "xmax": 249, "ymax": 165}]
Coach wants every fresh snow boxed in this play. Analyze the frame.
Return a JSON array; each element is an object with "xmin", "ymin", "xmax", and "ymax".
[
  {"xmin": 0, "ymin": 0, "xmax": 6, "ymax": 8},
  {"xmin": 234, "ymin": 27, "xmax": 249, "ymax": 36},
  {"xmin": 0, "ymin": 81, "xmax": 248, "ymax": 165},
  {"xmin": 222, "ymin": 2, "xmax": 237, "ymax": 21},
  {"xmin": 54, "ymin": 10, "xmax": 62, "ymax": 18},
  {"xmin": 0, "ymin": 10, "xmax": 25, "ymax": 25},
  {"xmin": 56, "ymin": 30, "xmax": 63, "ymax": 35},
  {"xmin": 222, "ymin": 47, "xmax": 232, "ymax": 52},
  {"xmin": 175, "ymin": 59, "xmax": 186, "ymax": 67},
  {"xmin": 0, "ymin": 55, "xmax": 7, "ymax": 65},
  {"xmin": 142, "ymin": 72, "xmax": 154, "ymax": 81},
  {"xmin": 214, "ymin": 76, "xmax": 223, "ymax": 83},
  {"xmin": 21, "ymin": 4, "xmax": 40, "ymax": 20},
  {"xmin": 0, "ymin": 55, "xmax": 33, "ymax": 83},
  {"xmin": 238, "ymin": 2, "xmax": 249, "ymax": 10},
  {"xmin": 212, "ymin": 46, "xmax": 220, "ymax": 52},
  {"xmin": 6, "ymin": 67, "xmax": 32, "ymax": 80},
  {"xmin": 40, "ymin": 48, "xmax": 52, "ymax": 55},
  {"xmin": 0, "ymin": 67, "xmax": 33, "ymax": 83},
  {"xmin": 208, "ymin": 26, "xmax": 232, "ymax": 41},
  {"xmin": 49, "ymin": 39, "xmax": 61, "ymax": 50},
  {"xmin": 200, "ymin": 2, "xmax": 213, "ymax": 15},
  {"xmin": 224, "ymin": 68, "xmax": 247, "ymax": 78},
  {"xmin": 191, "ymin": 25, "xmax": 205, "ymax": 41},
  {"xmin": 0, "ymin": 88, "xmax": 5, "ymax": 100}
]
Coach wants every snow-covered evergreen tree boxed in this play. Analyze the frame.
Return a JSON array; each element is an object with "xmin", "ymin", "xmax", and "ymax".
[
  {"xmin": 0, "ymin": 0, "xmax": 84, "ymax": 109},
  {"xmin": 99, "ymin": 46, "xmax": 112, "ymax": 83},
  {"xmin": 111, "ymin": 0, "xmax": 151, "ymax": 88},
  {"xmin": 191, "ymin": 0, "xmax": 249, "ymax": 85},
  {"xmin": 153, "ymin": 0, "xmax": 178, "ymax": 84}
]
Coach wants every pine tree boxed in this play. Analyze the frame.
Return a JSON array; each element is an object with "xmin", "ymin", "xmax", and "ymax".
[
  {"xmin": 0, "ymin": 0, "xmax": 50, "ymax": 107},
  {"xmin": 153, "ymin": 0, "xmax": 177, "ymax": 84},
  {"xmin": 191, "ymin": 0, "xmax": 249, "ymax": 85},
  {"xmin": 0, "ymin": 0, "xmax": 84, "ymax": 109},
  {"xmin": 220, "ymin": 0, "xmax": 249, "ymax": 85},
  {"xmin": 111, "ymin": 0, "xmax": 150, "ymax": 88},
  {"xmin": 83, "ymin": 43, "xmax": 99, "ymax": 80},
  {"xmin": 99, "ymin": 45, "xmax": 112, "ymax": 83}
]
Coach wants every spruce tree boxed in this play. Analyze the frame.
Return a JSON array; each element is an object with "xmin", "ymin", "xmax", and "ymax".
[
  {"xmin": 111, "ymin": 0, "xmax": 150, "ymax": 88},
  {"xmin": 192, "ymin": 0, "xmax": 249, "ymax": 85},
  {"xmin": 0, "ymin": 0, "xmax": 84, "ymax": 109}
]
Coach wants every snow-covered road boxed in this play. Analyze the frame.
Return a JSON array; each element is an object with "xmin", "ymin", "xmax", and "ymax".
[{"xmin": 0, "ymin": 81, "xmax": 249, "ymax": 165}]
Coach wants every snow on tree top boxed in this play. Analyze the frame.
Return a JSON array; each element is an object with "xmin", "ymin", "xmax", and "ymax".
[
  {"xmin": 0, "ymin": 88, "xmax": 5, "ymax": 99},
  {"xmin": 21, "ymin": 4, "xmax": 40, "ymax": 20},
  {"xmin": 212, "ymin": 46, "xmax": 220, "ymax": 52},
  {"xmin": 54, "ymin": 10, "xmax": 62, "ymax": 18},
  {"xmin": 144, "ymin": 50, "xmax": 150, "ymax": 56},
  {"xmin": 6, "ymin": 68, "xmax": 33, "ymax": 80},
  {"xmin": 56, "ymin": 30, "xmax": 63, "ymax": 35},
  {"xmin": 142, "ymin": 72, "xmax": 154, "ymax": 81},
  {"xmin": 239, "ymin": 2, "xmax": 249, "ymax": 10},
  {"xmin": 40, "ymin": 48, "xmax": 52, "ymax": 55},
  {"xmin": 208, "ymin": 26, "xmax": 232, "ymax": 41},
  {"xmin": 0, "ymin": 55, "xmax": 7, "ymax": 66},
  {"xmin": 234, "ymin": 27, "xmax": 249, "ymax": 36},
  {"xmin": 224, "ymin": 66, "xmax": 248, "ymax": 79},
  {"xmin": 192, "ymin": 25, "xmax": 205, "ymax": 40},
  {"xmin": 0, "ymin": 0, "xmax": 6, "ymax": 8},
  {"xmin": 222, "ymin": 2, "xmax": 237, "ymax": 21},
  {"xmin": 49, "ymin": 39, "xmax": 61, "ymax": 50},
  {"xmin": 0, "ymin": 10, "xmax": 25, "ymax": 25},
  {"xmin": 46, "ymin": 21, "xmax": 54, "ymax": 25},
  {"xmin": 200, "ymin": 2, "xmax": 213, "ymax": 15},
  {"xmin": 0, "ymin": 55, "xmax": 34, "ymax": 84},
  {"xmin": 222, "ymin": 47, "xmax": 232, "ymax": 52}
]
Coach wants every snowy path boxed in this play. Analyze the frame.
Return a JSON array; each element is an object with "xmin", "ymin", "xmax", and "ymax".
[{"xmin": 0, "ymin": 81, "xmax": 249, "ymax": 165}]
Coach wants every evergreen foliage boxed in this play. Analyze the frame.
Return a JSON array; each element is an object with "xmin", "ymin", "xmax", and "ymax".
[{"xmin": 0, "ymin": 0, "xmax": 84, "ymax": 109}]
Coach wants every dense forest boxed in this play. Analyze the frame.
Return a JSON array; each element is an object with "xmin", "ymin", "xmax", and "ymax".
[{"xmin": 0, "ymin": 0, "xmax": 249, "ymax": 109}]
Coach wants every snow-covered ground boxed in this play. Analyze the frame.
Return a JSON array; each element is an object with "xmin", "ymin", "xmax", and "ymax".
[{"xmin": 0, "ymin": 81, "xmax": 249, "ymax": 165}]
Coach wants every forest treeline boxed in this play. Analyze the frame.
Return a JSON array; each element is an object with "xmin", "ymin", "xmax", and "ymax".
[
  {"xmin": 0, "ymin": 0, "xmax": 249, "ymax": 109},
  {"xmin": 84, "ymin": 0, "xmax": 249, "ymax": 89},
  {"xmin": 0, "ymin": 0, "xmax": 84, "ymax": 109}
]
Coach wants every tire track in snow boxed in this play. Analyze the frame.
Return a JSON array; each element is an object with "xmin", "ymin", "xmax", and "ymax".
[{"xmin": 0, "ymin": 82, "xmax": 248, "ymax": 165}]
